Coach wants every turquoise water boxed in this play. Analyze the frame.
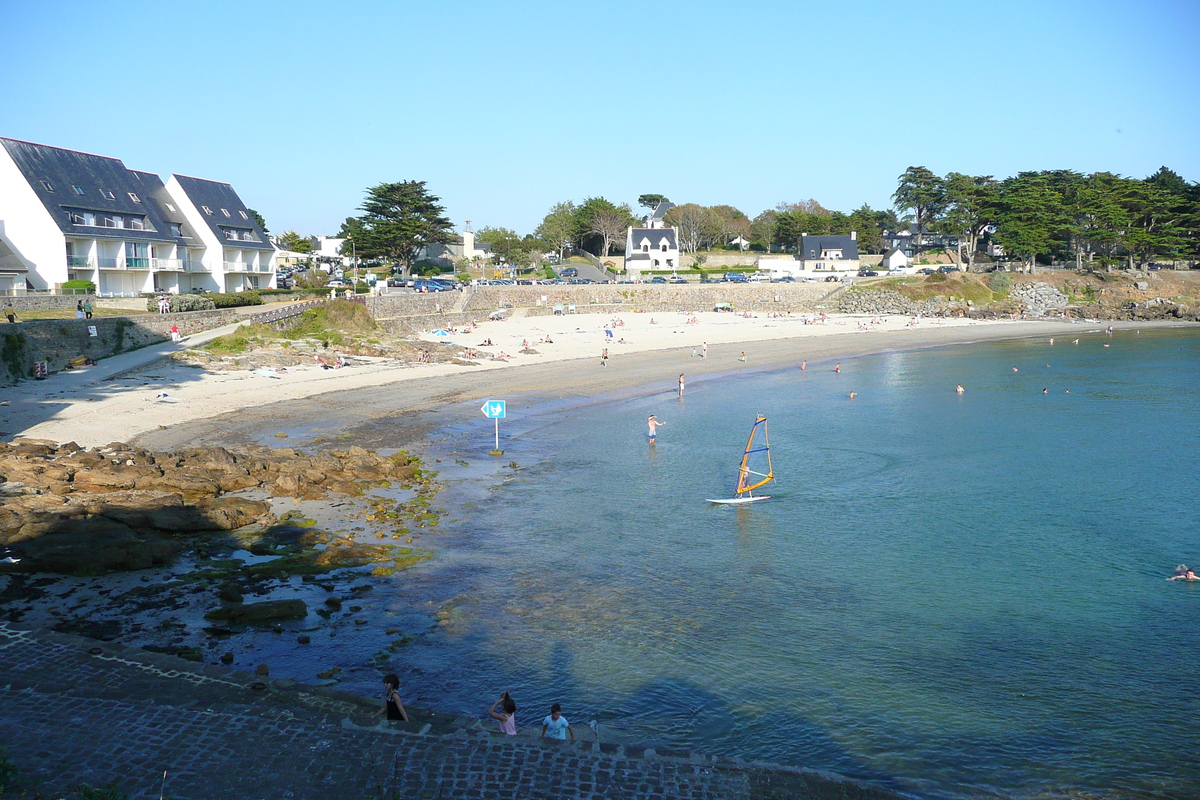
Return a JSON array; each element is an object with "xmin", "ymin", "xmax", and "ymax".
[{"xmin": 386, "ymin": 328, "xmax": 1200, "ymax": 799}]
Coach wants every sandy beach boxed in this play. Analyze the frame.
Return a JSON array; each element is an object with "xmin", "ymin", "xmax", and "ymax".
[{"xmin": 0, "ymin": 311, "xmax": 1168, "ymax": 451}]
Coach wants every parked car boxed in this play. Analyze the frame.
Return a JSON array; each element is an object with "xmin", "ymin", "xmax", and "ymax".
[
  {"xmin": 724, "ymin": 272, "xmax": 748, "ymax": 283},
  {"xmin": 1147, "ymin": 263, "xmax": 1163, "ymax": 270},
  {"xmin": 772, "ymin": 276, "xmax": 796, "ymax": 283},
  {"xmin": 937, "ymin": 266, "xmax": 960, "ymax": 274},
  {"xmin": 917, "ymin": 268, "xmax": 936, "ymax": 275},
  {"xmin": 413, "ymin": 280, "xmax": 450, "ymax": 292},
  {"xmin": 825, "ymin": 275, "xmax": 841, "ymax": 282},
  {"xmin": 560, "ymin": 267, "xmax": 579, "ymax": 278},
  {"xmin": 276, "ymin": 277, "xmax": 294, "ymax": 289},
  {"xmin": 668, "ymin": 277, "xmax": 688, "ymax": 284},
  {"xmin": 650, "ymin": 276, "xmax": 667, "ymax": 284},
  {"xmin": 857, "ymin": 270, "xmax": 879, "ymax": 277},
  {"xmin": 386, "ymin": 278, "xmax": 407, "ymax": 287},
  {"xmin": 325, "ymin": 280, "xmax": 348, "ymax": 288}
]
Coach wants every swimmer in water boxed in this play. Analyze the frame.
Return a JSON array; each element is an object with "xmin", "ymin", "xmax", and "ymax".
[
  {"xmin": 848, "ymin": 391, "xmax": 857, "ymax": 399},
  {"xmin": 1042, "ymin": 388, "xmax": 1048, "ymax": 394},
  {"xmin": 1168, "ymin": 567, "xmax": 1199, "ymax": 581},
  {"xmin": 834, "ymin": 363, "xmax": 840, "ymax": 373},
  {"xmin": 801, "ymin": 360, "xmax": 807, "ymax": 371},
  {"xmin": 1012, "ymin": 366, "xmax": 1019, "ymax": 372},
  {"xmin": 956, "ymin": 384, "xmax": 964, "ymax": 394}
]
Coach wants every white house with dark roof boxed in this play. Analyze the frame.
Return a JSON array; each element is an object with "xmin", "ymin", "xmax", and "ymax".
[
  {"xmin": 0, "ymin": 137, "xmax": 273, "ymax": 295},
  {"xmin": 624, "ymin": 201, "xmax": 679, "ymax": 278},
  {"xmin": 166, "ymin": 174, "xmax": 275, "ymax": 292},
  {"xmin": 798, "ymin": 232, "xmax": 860, "ymax": 273}
]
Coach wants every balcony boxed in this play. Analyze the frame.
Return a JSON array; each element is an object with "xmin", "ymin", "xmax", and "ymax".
[
  {"xmin": 67, "ymin": 255, "xmax": 96, "ymax": 269},
  {"xmin": 151, "ymin": 258, "xmax": 185, "ymax": 272},
  {"xmin": 96, "ymin": 257, "xmax": 151, "ymax": 270},
  {"xmin": 185, "ymin": 261, "xmax": 210, "ymax": 273},
  {"xmin": 223, "ymin": 261, "xmax": 272, "ymax": 273}
]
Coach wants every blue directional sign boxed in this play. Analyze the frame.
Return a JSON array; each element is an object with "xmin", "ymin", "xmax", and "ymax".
[{"xmin": 481, "ymin": 400, "xmax": 506, "ymax": 419}]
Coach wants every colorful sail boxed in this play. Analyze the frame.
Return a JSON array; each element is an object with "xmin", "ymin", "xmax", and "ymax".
[{"xmin": 735, "ymin": 416, "xmax": 773, "ymax": 496}]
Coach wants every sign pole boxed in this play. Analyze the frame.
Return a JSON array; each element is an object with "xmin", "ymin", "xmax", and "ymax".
[
  {"xmin": 482, "ymin": 399, "xmax": 506, "ymax": 456},
  {"xmin": 494, "ymin": 417, "xmax": 499, "ymax": 453}
]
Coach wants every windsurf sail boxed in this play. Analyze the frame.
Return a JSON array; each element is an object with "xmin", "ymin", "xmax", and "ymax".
[{"xmin": 735, "ymin": 416, "xmax": 773, "ymax": 496}]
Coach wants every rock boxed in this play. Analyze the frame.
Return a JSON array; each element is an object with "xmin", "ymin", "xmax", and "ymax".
[
  {"xmin": 324, "ymin": 596, "xmax": 343, "ymax": 609},
  {"xmin": 204, "ymin": 599, "xmax": 308, "ymax": 623},
  {"xmin": 297, "ymin": 635, "xmax": 311, "ymax": 644},
  {"xmin": 255, "ymin": 663, "xmax": 270, "ymax": 676},
  {"xmin": 218, "ymin": 585, "xmax": 244, "ymax": 604},
  {"xmin": 221, "ymin": 652, "xmax": 234, "ymax": 664},
  {"xmin": 14, "ymin": 516, "xmax": 180, "ymax": 575}
]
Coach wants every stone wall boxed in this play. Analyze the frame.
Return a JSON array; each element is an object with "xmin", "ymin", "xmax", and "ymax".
[
  {"xmin": 2, "ymin": 294, "xmax": 94, "ymax": 312},
  {"xmin": 460, "ymin": 284, "xmax": 838, "ymax": 315},
  {"xmin": 837, "ymin": 289, "xmax": 949, "ymax": 316},
  {"xmin": 2, "ymin": 308, "xmax": 241, "ymax": 385},
  {"xmin": 365, "ymin": 293, "xmax": 455, "ymax": 319}
]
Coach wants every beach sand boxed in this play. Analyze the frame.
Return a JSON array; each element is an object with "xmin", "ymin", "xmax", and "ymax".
[{"xmin": 0, "ymin": 311, "xmax": 1168, "ymax": 451}]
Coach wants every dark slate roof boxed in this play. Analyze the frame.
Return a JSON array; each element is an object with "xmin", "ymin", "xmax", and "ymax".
[
  {"xmin": 630, "ymin": 228, "xmax": 678, "ymax": 249},
  {"xmin": 128, "ymin": 170, "xmax": 199, "ymax": 246},
  {"xmin": 0, "ymin": 237, "xmax": 28, "ymax": 273},
  {"xmin": 170, "ymin": 174, "xmax": 273, "ymax": 250},
  {"xmin": 649, "ymin": 201, "xmax": 674, "ymax": 221},
  {"xmin": 1, "ymin": 137, "xmax": 179, "ymax": 244},
  {"xmin": 800, "ymin": 234, "xmax": 859, "ymax": 260}
]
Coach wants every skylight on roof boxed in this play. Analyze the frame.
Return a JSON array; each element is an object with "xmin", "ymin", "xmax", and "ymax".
[
  {"xmin": 239, "ymin": 211, "xmax": 248, "ymax": 220},
  {"xmin": 165, "ymin": 203, "xmax": 176, "ymax": 212},
  {"xmin": 221, "ymin": 209, "xmax": 230, "ymax": 217},
  {"xmin": 41, "ymin": 180, "xmax": 54, "ymax": 192},
  {"xmin": 101, "ymin": 189, "xmax": 116, "ymax": 200},
  {"xmin": 73, "ymin": 185, "xmax": 85, "ymax": 195},
  {"xmin": 128, "ymin": 192, "xmax": 141, "ymax": 203},
  {"xmin": 202, "ymin": 206, "xmax": 212, "ymax": 214}
]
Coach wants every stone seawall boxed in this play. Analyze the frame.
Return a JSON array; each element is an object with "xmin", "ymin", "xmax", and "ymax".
[
  {"xmin": 461, "ymin": 284, "xmax": 840, "ymax": 315},
  {"xmin": 837, "ymin": 289, "xmax": 950, "ymax": 316},
  {"xmin": 1, "ymin": 308, "xmax": 241, "ymax": 385},
  {"xmin": 2, "ymin": 294, "xmax": 94, "ymax": 312}
]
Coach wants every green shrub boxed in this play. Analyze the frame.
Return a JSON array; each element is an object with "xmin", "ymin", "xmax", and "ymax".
[
  {"xmin": 147, "ymin": 295, "xmax": 216, "ymax": 312},
  {"xmin": 987, "ymin": 271, "xmax": 1012, "ymax": 294},
  {"xmin": 61, "ymin": 279, "xmax": 96, "ymax": 294},
  {"xmin": 210, "ymin": 291, "xmax": 263, "ymax": 308},
  {"xmin": 924, "ymin": 272, "xmax": 948, "ymax": 284}
]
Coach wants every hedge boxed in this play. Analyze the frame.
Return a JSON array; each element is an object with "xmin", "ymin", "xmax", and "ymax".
[
  {"xmin": 146, "ymin": 295, "xmax": 216, "ymax": 313},
  {"xmin": 209, "ymin": 291, "xmax": 264, "ymax": 308}
]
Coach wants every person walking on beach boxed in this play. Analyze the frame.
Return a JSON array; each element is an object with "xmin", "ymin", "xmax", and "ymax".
[
  {"xmin": 739, "ymin": 351, "xmax": 746, "ymax": 362},
  {"xmin": 701, "ymin": 342, "xmax": 708, "ymax": 359},
  {"xmin": 542, "ymin": 703, "xmax": 575, "ymax": 741},
  {"xmin": 601, "ymin": 347, "xmax": 609, "ymax": 367},
  {"xmin": 82, "ymin": 300, "xmax": 93, "ymax": 319},
  {"xmin": 647, "ymin": 414, "xmax": 665, "ymax": 445},
  {"xmin": 801, "ymin": 360, "xmax": 806, "ymax": 371},
  {"xmin": 678, "ymin": 373, "xmax": 685, "ymax": 398},
  {"xmin": 834, "ymin": 363, "xmax": 840, "ymax": 373},
  {"xmin": 488, "ymin": 691, "xmax": 518, "ymax": 735},
  {"xmin": 380, "ymin": 674, "xmax": 409, "ymax": 722}
]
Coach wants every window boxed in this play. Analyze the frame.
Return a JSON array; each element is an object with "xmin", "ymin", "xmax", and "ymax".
[
  {"xmin": 41, "ymin": 180, "xmax": 55, "ymax": 192},
  {"xmin": 642, "ymin": 244, "xmax": 649, "ymax": 252},
  {"xmin": 202, "ymin": 206, "xmax": 212, "ymax": 214},
  {"xmin": 165, "ymin": 202, "xmax": 176, "ymax": 212},
  {"xmin": 101, "ymin": 189, "xmax": 116, "ymax": 200},
  {"xmin": 73, "ymin": 185, "xmax": 85, "ymax": 195},
  {"xmin": 223, "ymin": 229, "xmax": 237, "ymax": 240},
  {"xmin": 128, "ymin": 192, "xmax": 141, "ymax": 203},
  {"xmin": 221, "ymin": 208, "xmax": 230, "ymax": 217},
  {"xmin": 239, "ymin": 210, "xmax": 248, "ymax": 220},
  {"xmin": 70, "ymin": 212, "xmax": 86, "ymax": 225},
  {"xmin": 101, "ymin": 215, "xmax": 117, "ymax": 228},
  {"xmin": 169, "ymin": 224, "xmax": 182, "ymax": 238},
  {"xmin": 128, "ymin": 217, "xmax": 144, "ymax": 230},
  {"xmin": 661, "ymin": 243, "xmax": 668, "ymax": 252}
]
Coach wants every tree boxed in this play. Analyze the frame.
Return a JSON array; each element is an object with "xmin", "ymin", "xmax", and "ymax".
[
  {"xmin": 664, "ymin": 203, "xmax": 720, "ymax": 254},
  {"xmin": 846, "ymin": 204, "xmax": 886, "ymax": 254},
  {"xmin": 893, "ymin": 166, "xmax": 946, "ymax": 257},
  {"xmin": 750, "ymin": 210, "xmax": 778, "ymax": 251},
  {"xmin": 247, "ymin": 208, "xmax": 268, "ymax": 233},
  {"xmin": 476, "ymin": 227, "xmax": 523, "ymax": 263},
  {"xmin": 709, "ymin": 205, "xmax": 751, "ymax": 247},
  {"xmin": 277, "ymin": 230, "xmax": 313, "ymax": 253},
  {"xmin": 941, "ymin": 173, "xmax": 999, "ymax": 270},
  {"xmin": 574, "ymin": 197, "xmax": 635, "ymax": 255},
  {"xmin": 535, "ymin": 201, "xmax": 577, "ymax": 260},
  {"xmin": 774, "ymin": 210, "xmax": 830, "ymax": 252},
  {"xmin": 343, "ymin": 181, "xmax": 454, "ymax": 274},
  {"xmin": 993, "ymin": 173, "xmax": 1069, "ymax": 271},
  {"xmin": 638, "ymin": 193, "xmax": 670, "ymax": 210}
]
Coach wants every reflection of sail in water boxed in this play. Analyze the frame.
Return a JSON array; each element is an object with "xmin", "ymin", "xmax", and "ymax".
[{"xmin": 707, "ymin": 416, "xmax": 774, "ymax": 504}]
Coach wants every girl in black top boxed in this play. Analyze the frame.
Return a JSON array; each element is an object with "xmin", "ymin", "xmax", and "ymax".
[{"xmin": 381, "ymin": 674, "xmax": 408, "ymax": 721}]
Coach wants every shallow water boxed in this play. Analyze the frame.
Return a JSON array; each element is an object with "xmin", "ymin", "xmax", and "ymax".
[{"xmin": 361, "ymin": 328, "xmax": 1199, "ymax": 798}]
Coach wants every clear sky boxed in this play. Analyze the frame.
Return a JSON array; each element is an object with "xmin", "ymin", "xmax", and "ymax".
[{"xmin": 2, "ymin": 0, "xmax": 1197, "ymax": 237}]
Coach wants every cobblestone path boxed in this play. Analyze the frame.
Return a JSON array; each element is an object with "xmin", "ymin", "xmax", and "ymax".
[{"xmin": 0, "ymin": 622, "xmax": 902, "ymax": 799}]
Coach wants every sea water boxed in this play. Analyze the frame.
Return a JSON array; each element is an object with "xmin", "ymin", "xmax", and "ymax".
[{"xmin": 380, "ymin": 328, "xmax": 1200, "ymax": 799}]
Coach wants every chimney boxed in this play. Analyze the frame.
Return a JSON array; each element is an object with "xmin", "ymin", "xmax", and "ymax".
[{"xmin": 851, "ymin": 231, "xmax": 857, "ymax": 241}]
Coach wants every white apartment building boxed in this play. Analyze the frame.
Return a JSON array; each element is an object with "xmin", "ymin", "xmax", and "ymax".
[{"xmin": 0, "ymin": 137, "xmax": 274, "ymax": 295}]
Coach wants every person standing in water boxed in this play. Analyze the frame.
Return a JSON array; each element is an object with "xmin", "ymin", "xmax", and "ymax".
[
  {"xmin": 701, "ymin": 342, "xmax": 708, "ymax": 359},
  {"xmin": 380, "ymin": 674, "xmax": 409, "ymax": 722},
  {"xmin": 647, "ymin": 415, "xmax": 665, "ymax": 444},
  {"xmin": 678, "ymin": 373, "xmax": 685, "ymax": 398},
  {"xmin": 956, "ymin": 384, "xmax": 965, "ymax": 394},
  {"xmin": 488, "ymin": 691, "xmax": 518, "ymax": 735}
]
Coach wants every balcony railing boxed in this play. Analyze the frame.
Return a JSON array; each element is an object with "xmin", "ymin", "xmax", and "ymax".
[
  {"xmin": 151, "ymin": 258, "xmax": 185, "ymax": 272},
  {"xmin": 185, "ymin": 261, "xmax": 210, "ymax": 273},
  {"xmin": 223, "ymin": 261, "xmax": 273, "ymax": 273},
  {"xmin": 96, "ymin": 257, "xmax": 151, "ymax": 270},
  {"xmin": 67, "ymin": 256, "xmax": 95, "ymax": 268}
]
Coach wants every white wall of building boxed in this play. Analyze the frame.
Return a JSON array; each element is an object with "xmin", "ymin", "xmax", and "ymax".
[{"xmin": 0, "ymin": 148, "xmax": 67, "ymax": 290}]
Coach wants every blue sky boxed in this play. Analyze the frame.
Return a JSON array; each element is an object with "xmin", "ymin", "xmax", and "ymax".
[{"xmin": 3, "ymin": 0, "xmax": 1197, "ymax": 237}]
